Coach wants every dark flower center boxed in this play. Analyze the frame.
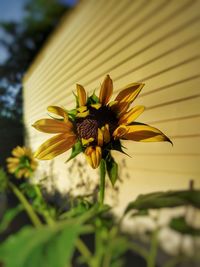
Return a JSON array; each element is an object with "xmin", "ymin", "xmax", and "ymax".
[
  {"xmin": 76, "ymin": 118, "xmax": 98, "ymax": 140},
  {"xmin": 76, "ymin": 106, "xmax": 118, "ymax": 143}
]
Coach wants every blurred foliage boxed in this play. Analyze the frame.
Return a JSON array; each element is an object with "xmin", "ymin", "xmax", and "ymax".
[
  {"xmin": 0, "ymin": 168, "xmax": 8, "ymax": 193},
  {"xmin": 170, "ymin": 216, "xmax": 200, "ymax": 236},
  {"xmin": 125, "ymin": 189, "xmax": 200, "ymax": 214},
  {"xmin": 0, "ymin": 175, "xmax": 199, "ymax": 267},
  {"xmin": 0, "ymin": 0, "xmax": 69, "ymax": 120}
]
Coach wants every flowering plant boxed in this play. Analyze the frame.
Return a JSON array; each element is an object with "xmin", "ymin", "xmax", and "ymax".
[
  {"xmin": 6, "ymin": 146, "xmax": 38, "ymax": 179},
  {"xmin": 0, "ymin": 77, "xmax": 199, "ymax": 267},
  {"xmin": 32, "ymin": 75, "xmax": 171, "ymax": 203}
]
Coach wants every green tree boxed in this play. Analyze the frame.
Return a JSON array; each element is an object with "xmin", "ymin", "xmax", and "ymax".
[{"xmin": 0, "ymin": 0, "xmax": 69, "ymax": 120}]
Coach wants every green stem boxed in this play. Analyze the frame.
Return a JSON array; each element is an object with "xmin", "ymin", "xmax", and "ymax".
[
  {"xmin": 99, "ymin": 159, "xmax": 106, "ymax": 206},
  {"xmin": 33, "ymin": 184, "xmax": 55, "ymax": 226},
  {"xmin": 75, "ymin": 238, "xmax": 92, "ymax": 263},
  {"xmin": 8, "ymin": 182, "xmax": 42, "ymax": 228},
  {"xmin": 147, "ymin": 230, "xmax": 159, "ymax": 267}
]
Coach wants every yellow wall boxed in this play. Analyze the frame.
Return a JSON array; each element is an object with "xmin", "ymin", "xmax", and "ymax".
[{"xmin": 23, "ymin": 0, "xmax": 200, "ymax": 212}]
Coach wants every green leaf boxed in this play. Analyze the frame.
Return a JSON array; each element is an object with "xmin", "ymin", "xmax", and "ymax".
[
  {"xmin": 106, "ymin": 154, "xmax": 118, "ymax": 186},
  {"xmin": 170, "ymin": 216, "xmax": 200, "ymax": 236},
  {"xmin": 87, "ymin": 91, "xmax": 99, "ymax": 105},
  {"xmin": 0, "ymin": 205, "xmax": 23, "ymax": 233},
  {"xmin": 67, "ymin": 108, "xmax": 77, "ymax": 121},
  {"xmin": 66, "ymin": 140, "xmax": 82, "ymax": 162},
  {"xmin": 0, "ymin": 221, "xmax": 81, "ymax": 267},
  {"xmin": 125, "ymin": 190, "xmax": 200, "ymax": 214},
  {"xmin": 131, "ymin": 209, "xmax": 149, "ymax": 217}
]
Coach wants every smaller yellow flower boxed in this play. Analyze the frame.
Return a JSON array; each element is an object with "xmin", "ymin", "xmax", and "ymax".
[{"xmin": 6, "ymin": 146, "xmax": 38, "ymax": 179}]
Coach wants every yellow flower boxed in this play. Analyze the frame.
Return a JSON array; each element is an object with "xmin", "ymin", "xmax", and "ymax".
[
  {"xmin": 33, "ymin": 75, "xmax": 171, "ymax": 169},
  {"xmin": 6, "ymin": 146, "xmax": 38, "ymax": 179}
]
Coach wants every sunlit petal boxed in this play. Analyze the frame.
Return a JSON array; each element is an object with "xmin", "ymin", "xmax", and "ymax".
[
  {"xmin": 99, "ymin": 75, "xmax": 113, "ymax": 105},
  {"xmin": 34, "ymin": 133, "xmax": 77, "ymax": 160},
  {"xmin": 77, "ymin": 84, "xmax": 87, "ymax": 106},
  {"xmin": 47, "ymin": 106, "xmax": 68, "ymax": 121},
  {"xmin": 91, "ymin": 103, "xmax": 102, "ymax": 110},
  {"xmin": 32, "ymin": 119, "xmax": 73, "ymax": 134},
  {"xmin": 113, "ymin": 125, "xmax": 128, "ymax": 139},
  {"xmin": 76, "ymin": 110, "xmax": 89, "ymax": 118},
  {"xmin": 122, "ymin": 123, "xmax": 172, "ymax": 143},
  {"xmin": 115, "ymin": 83, "xmax": 144, "ymax": 104},
  {"xmin": 119, "ymin": 105, "xmax": 145, "ymax": 125},
  {"xmin": 81, "ymin": 137, "xmax": 94, "ymax": 146}
]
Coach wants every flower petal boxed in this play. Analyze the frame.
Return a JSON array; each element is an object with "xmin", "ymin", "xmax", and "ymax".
[
  {"xmin": 77, "ymin": 84, "xmax": 87, "ymax": 106},
  {"xmin": 12, "ymin": 146, "xmax": 25, "ymax": 157},
  {"xmin": 97, "ymin": 128, "xmax": 104, "ymax": 146},
  {"xmin": 113, "ymin": 125, "xmax": 128, "ymax": 139},
  {"xmin": 121, "ymin": 123, "xmax": 172, "ymax": 143},
  {"xmin": 119, "ymin": 105, "xmax": 145, "ymax": 125},
  {"xmin": 85, "ymin": 146, "xmax": 102, "ymax": 169},
  {"xmin": 101, "ymin": 124, "xmax": 110, "ymax": 143},
  {"xmin": 32, "ymin": 119, "xmax": 73, "ymax": 134},
  {"xmin": 34, "ymin": 133, "xmax": 77, "ymax": 160},
  {"xmin": 99, "ymin": 75, "xmax": 113, "ymax": 105},
  {"xmin": 47, "ymin": 106, "xmax": 68, "ymax": 121},
  {"xmin": 115, "ymin": 83, "xmax": 144, "ymax": 104}
]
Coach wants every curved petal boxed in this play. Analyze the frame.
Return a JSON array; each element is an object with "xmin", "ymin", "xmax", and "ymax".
[
  {"xmin": 121, "ymin": 123, "xmax": 172, "ymax": 143},
  {"xmin": 32, "ymin": 119, "xmax": 73, "ymax": 134},
  {"xmin": 85, "ymin": 146, "xmax": 102, "ymax": 169},
  {"xmin": 99, "ymin": 75, "xmax": 113, "ymax": 105},
  {"xmin": 115, "ymin": 83, "xmax": 144, "ymax": 104},
  {"xmin": 119, "ymin": 105, "xmax": 145, "ymax": 125},
  {"xmin": 113, "ymin": 125, "xmax": 128, "ymax": 139},
  {"xmin": 47, "ymin": 106, "xmax": 68, "ymax": 121},
  {"xmin": 34, "ymin": 133, "xmax": 77, "ymax": 160},
  {"xmin": 77, "ymin": 84, "xmax": 87, "ymax": 106}
]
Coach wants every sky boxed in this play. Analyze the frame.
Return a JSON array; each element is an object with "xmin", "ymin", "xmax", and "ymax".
[{"xmin": 0, "ymin": 0, "xmax": 77, "ymax": 63}]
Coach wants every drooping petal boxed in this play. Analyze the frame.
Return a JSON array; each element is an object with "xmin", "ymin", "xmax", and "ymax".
[
  {"xmin": 34, "ymin": 133, "xmax": 77, "ymax": 160},
  {"xmin": 99, "ymin": 75, "xmax": 113, "ymax": 105},
  {"xmin": 85, "ymin": 146, "xmax": 102, "ymax": 169},
  {"xmin": 115, "ymin": 83, "xmax": 144, "ymax": 104},
  {"xmin": 47, "ymin": 106, "xmax": 68, "ymax": 121},
  {"xmin": 119, "ymin": 105, "xmax": 145, "ymax": 125},
  {"xmin": 121, "ymin": 123, "xmax": 172, "ymax": 143},
  {"xmin": 77, "ymin": 84, "xmax": 87, "ymax": 106},
  {"xmin": 32, "ymin": 119, "xmax": 73, "ymax": 134}
]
